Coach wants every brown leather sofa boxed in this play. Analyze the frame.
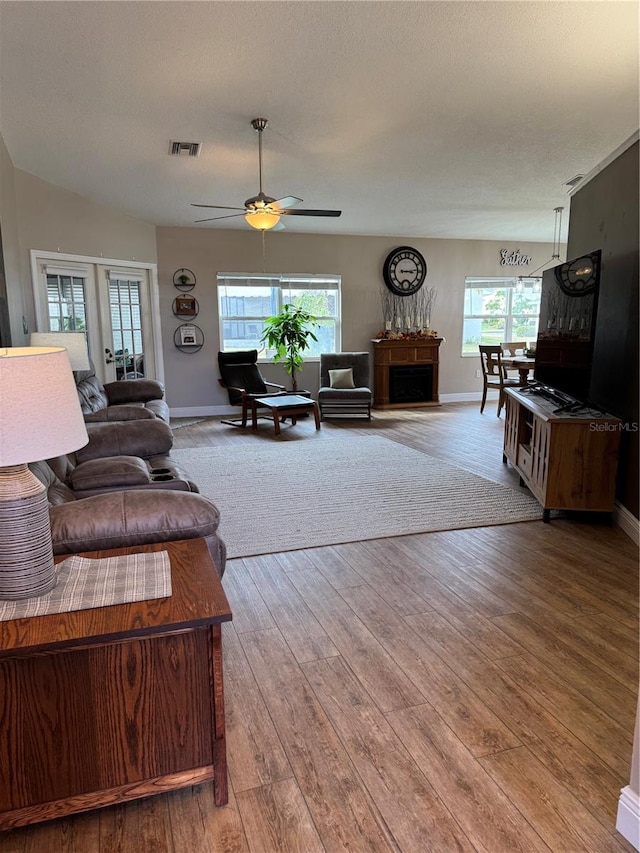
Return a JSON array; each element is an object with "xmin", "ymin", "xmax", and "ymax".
[
  {"xmin": 75, "ymin": 365, "xmax": 170, "ymax": 423},
  {"xmin": 30, "ymin": 460, "xmax": 226, "ymax": 577},
  {"xmin": 65, "ymin": 419, "xmax": 197, "ymax": 495}
]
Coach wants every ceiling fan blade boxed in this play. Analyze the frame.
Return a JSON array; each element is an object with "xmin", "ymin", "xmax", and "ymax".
[
  {"xmin": 272, "ymin": 222, "xmax": 286, "ymax": 231},
  {"xmin": 280, "ymin": 209, "xmax": 342, "ymax": 217},
  {"xmin": 273, "ymin": 196, "xmax": 302, "ymax": 209},
  {"xmin": 191, "ymin": 203, "xmax": 247, "ymax": 211},
  {"xmin": 194, "ymin": 213, "xmax": 246, "ymax": 223}
]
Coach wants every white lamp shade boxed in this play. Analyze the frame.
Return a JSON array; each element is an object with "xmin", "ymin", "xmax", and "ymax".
[
  {"xmin": 30, "ymin": 332, "xmax": 90, "ymax": 371},
  {"xmin": 0, "ymin": 347, "xmax": 89, "ymax": 466}
]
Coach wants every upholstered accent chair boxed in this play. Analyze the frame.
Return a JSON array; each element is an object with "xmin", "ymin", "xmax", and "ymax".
[
  {"xmin": 218, "ymin": 350, "xmax": 287, "ymax": 427},
  {"xmin": 318, "ymin": 352, "xmax": 373, "ymax": 420}
]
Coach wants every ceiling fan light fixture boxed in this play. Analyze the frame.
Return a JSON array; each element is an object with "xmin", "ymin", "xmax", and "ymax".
[{"xmin": 245, "ymin": 209, "xmax": 280, "ymax": 230}]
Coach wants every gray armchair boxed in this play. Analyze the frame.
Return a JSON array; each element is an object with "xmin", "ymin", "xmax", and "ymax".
[{"xmin": 318, "ymin": 352, "xmax": 373, "ymax": 420}]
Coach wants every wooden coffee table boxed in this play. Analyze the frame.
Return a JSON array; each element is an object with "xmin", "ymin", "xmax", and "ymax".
[
  {"xmin": 252, "ymin": 393, "xmax": 321, "ymax": 435},
  {"xmin": 0, "ymin": 538, "xmax": 232, "ymax": 829}
]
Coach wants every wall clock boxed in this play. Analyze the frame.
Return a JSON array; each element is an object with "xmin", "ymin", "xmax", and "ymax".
[
  {"xmin": 383, "ymin": 247, "xmax": 427, "ymax": 296},
  {"xmin": 555, "ymin": 253, "xmax": 599, "ymax": 296}
]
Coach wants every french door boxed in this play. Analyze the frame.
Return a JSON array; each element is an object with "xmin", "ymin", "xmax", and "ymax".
[{"xmin": 32, "ymin": 253, "xmax": 162, "ymax": 384}]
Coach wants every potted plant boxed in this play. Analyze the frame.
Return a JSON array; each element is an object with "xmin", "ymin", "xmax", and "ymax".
[{"xmin": 261, "ymin": 303, "xmax": 318, "ymax": 392}]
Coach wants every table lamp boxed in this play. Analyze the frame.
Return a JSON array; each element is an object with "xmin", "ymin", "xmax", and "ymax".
[
  {"xmin": 29, "ymin": 331, "xmax": 90, "ymax": 371},
  {"xmin": 0, "ymin": 347, "xmax": 89, "ymax": 599}
]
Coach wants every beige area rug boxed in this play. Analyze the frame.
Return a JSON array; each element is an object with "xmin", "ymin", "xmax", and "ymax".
[{"xmin": 172, "ymin": 436, "xmax": 541, "ymax": 559}]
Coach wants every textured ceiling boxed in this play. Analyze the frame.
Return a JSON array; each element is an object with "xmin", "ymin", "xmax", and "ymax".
[{"xmin": 0, "ymin": 1, "xmax": 638, "ymax": 242}]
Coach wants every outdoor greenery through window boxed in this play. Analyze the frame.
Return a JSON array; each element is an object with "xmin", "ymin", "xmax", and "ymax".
[
  {"xmin": 462, "ymin": 277, "xmax": 542, "ymax": 355},
  {"xmin": 217, "ymin": 273, "xmax": 341, "ymax": 358}
]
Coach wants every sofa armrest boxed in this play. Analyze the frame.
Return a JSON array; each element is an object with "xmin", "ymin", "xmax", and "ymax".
[
  {"xmin": 103, "ymin": 379, "xmax": 165, "ymax": 405},
  {"xmin": 69, "ymin": 456, "xmax": 151, "ymax": 491},
  {"xmin": 50, "ymin": 490, "xmax": 225, "ymax": 575},
  {"xmin": 76, "ymin": 419, "xmax": 173, "ymax": 462}
]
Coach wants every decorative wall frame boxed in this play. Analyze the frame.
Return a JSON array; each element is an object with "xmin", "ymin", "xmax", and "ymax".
[
  {"xmin": 172, "ymin": 295, "xmax": 199, "ymax": 317},
  {"xmin": 172, "ymin": 268, "xmax": 196, "ymax": 291},
  {"xmin": 174, "ymin": 323, "xmax": 204, "ymax": 353}
]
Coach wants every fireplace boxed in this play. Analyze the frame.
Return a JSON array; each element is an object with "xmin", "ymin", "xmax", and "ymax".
[
  {"xmin": 372, "ymin": 337, "xmax": 442, "ymax": 409},
  {"xmin": 389, "ymin": 365, "xmax": 433, "ymax": 404}
]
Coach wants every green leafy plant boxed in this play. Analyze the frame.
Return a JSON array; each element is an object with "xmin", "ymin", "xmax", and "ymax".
[{"xmin": 261, "ymin": 303, "xmax": 318, "ymax": 392}]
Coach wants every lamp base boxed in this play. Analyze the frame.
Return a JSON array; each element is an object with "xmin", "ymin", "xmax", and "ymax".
[{"xmin": 0, "ymin": 464, "xmax": 56, "ymax": 600}]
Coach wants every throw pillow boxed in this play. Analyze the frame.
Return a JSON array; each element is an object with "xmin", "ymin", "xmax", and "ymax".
[{"xmin": 329, "ymin": 367, "xmax": 355, "ymax": 389}]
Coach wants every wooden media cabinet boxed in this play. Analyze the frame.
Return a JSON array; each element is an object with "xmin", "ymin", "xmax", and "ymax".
[{"xmin": 503, "ymin": 388, "xmax": 621, "ymax": 522}]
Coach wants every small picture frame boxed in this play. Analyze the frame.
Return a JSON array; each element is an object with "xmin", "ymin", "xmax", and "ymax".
[
  {"xmin": 180, "ymin": 324, "xmax": 197, "ymax": 346},
  {"xmin": 175, "ymin": 295, "xmax": 197, "ymax": 315}
]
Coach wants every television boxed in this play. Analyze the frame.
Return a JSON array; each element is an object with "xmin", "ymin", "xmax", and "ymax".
[{"xmin": 534, "ymin": 249, "xmax": 601, "ymax": 403}]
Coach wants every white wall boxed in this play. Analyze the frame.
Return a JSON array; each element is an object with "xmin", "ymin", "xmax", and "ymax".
[
  {"xmin": 157, "ymin": 226, "xmax": 554, "ymax": 411},
  {"xmin": 13, "ymin": 169, "xmax": 157, "ymax": 339}
]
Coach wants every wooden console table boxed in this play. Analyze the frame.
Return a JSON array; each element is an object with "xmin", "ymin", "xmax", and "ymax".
[
  {"xmin": 372, "ymin": 337, "xmax": 442, "ymax": 409},
  {"xmin": 0, "ymin": 538, "xmax": 232, "ymax": 830},
  {"xmin": 503, "ymin": 388, "xmax": 621, "ymax": 522}
]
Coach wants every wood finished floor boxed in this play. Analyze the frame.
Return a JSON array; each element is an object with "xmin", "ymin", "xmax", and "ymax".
[{"xmin": 2, "ymin": 404, "xmax": 638, "ymax": 852}]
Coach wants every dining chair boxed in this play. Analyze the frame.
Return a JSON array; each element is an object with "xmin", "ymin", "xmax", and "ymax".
[
  {"xmin": 501, "ymin": 341, "xmax": 527, "ymax": 379},
  {"xmin": 501, "ymin": 341, "xmax": 527, "ymax": 357},
  {"xmin": 479, "ymin": 345, "xmax": 520, "ymax": 416}
]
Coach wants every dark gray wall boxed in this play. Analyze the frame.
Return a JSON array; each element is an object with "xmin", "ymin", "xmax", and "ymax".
[{"xmin": 567, "ymin": 140, "xmax": 639, "ymax": 518}]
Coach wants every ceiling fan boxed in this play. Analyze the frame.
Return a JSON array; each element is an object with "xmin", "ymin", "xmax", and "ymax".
[{"xmin": 192, "ymin": 118, "xmax": 342, "ymax": 231}]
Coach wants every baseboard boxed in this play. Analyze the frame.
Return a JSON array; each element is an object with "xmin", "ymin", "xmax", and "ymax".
[
  {"xmin": 613, "ymin": 502, "xmax": 640, "ymax": 544},
  {"xmin": 617, "ymin": 786, "xmax": 640, "ymax": 850}
]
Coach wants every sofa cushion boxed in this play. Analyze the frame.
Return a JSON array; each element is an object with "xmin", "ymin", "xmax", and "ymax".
[
  {"xmin": 76, "ymin": 374, "xmax": 109, "ymax": 414},
  {"xmin": 76, "ymin": 419, "xmax": 173, "ymax": 462},
  {"xmin": 318, "ymin": 387, "xmax": 373, "ymax": 401},
  {"xmin": 329, "ymin": 367, "xmax": 355, "ymax": 389},
  {"xmin": 84, "ymin": 405, "xmax": 156, "ymax": 422},
  {"xmin": 29, "ymin": 460, "xmax": 76, "ymax": 506}
]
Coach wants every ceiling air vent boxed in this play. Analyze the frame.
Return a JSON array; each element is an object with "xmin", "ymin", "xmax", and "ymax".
[
  {"xmin": 169, "ymin": 141, "xmax": 202, "ymax": 157},
  {"xmin": 564, "ymin": 174, "xmax": 584, "ymax": 190}
]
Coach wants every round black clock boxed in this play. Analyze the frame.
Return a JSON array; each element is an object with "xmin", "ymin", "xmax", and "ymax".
[
  {"xmin": 383, "ymin": 247, "xmax": 427, "ymax": 296},
  {"xmin": 555, "ymin": 254, "xmax": 598, "ymax": 296}
]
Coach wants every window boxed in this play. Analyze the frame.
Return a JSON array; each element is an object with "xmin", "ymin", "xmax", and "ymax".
[
  {"xmin": 462, "ymin": 277, "xmax": 541, "ymax": 355},
  {"xmin": 45, "ymin": 265, "xmax": 88, "ymax": 332},
  {"xmin": 217, "ymin": 273, "xmax": 341, "ymax": 357}
]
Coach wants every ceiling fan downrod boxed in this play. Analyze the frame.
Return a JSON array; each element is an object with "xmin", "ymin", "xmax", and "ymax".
[{"xmin": 251, "ymin": 118, "xmax": 269, "ymax": 199}]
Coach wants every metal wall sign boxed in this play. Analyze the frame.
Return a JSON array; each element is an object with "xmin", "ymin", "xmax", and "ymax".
[{"xmin": 500, "ymin": 249, "xmax": 533, "ymax": 266}]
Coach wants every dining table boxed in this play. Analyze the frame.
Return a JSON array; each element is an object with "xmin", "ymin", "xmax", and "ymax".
[{"xmin": 501, "ymin": 355, "xmax": 536, "ymax": 386}]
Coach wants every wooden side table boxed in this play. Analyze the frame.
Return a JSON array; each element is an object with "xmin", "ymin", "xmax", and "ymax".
[{"xmin": 0, "ymin": 538, "xmax": 232, "ymax": 830}]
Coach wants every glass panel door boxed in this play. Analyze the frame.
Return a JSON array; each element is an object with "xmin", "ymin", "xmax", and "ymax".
[
  {"xmin": 34, "ymin": 257, "xmax": 157, "ymax": 384},
  {"xmin": 108, "ymin": 275, "xmax": 145, "ymax": 380}
]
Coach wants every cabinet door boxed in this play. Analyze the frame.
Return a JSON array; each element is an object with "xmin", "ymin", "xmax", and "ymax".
[
  {"xmin": 529, "ymin": 417, "xmax": 550, "ymax": 499},
  {"xmin": 503, "ymin": 394, "xmax": 520, "ymax": 462}
]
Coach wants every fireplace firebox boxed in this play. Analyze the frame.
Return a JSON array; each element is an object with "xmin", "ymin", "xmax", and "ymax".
[{"xmin": 389, "ymin": 365, "xmax": 433, "ymax": 404}]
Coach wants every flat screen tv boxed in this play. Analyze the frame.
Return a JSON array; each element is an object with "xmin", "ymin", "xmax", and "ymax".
[{"xmin": 534, "ymin": 249, "xmax": 601, "ymax": 402}]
